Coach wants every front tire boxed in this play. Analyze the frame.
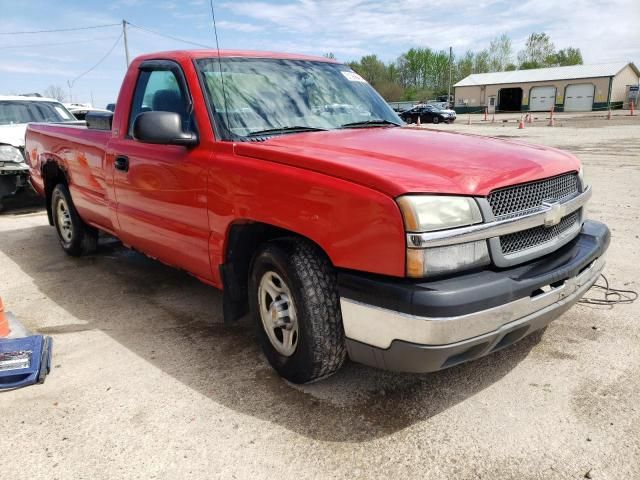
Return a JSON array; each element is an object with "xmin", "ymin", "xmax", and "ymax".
[
  {"xmin": 432, "ymin": 116, "xmax": 440, "ymax": 124},
  {"xmin": 249, "ymin": 239, "xmax": 346, "ymax": 383},
  {"xmin": 51, "ymin": 184, "xmax": 98, "ymax": 256}
]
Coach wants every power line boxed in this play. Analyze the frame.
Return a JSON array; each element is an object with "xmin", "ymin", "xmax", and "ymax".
[
  {"xmin": 1, "ymin": 20, "xmax": 214, "ymax": 51},
  {"xmin": 69, "ymin": 32, "xmax": 123, "ymax": 88},
  {"xmin": 126, "ymin": 21, "xmax": 213, "ymax": 49},
  {"xmin": 0, "ymin": 35, "xmax": 120, "ymax": 50},
  {"xmin": 0, "ymin": 23, "xmax": 120, "ymax": 35}
]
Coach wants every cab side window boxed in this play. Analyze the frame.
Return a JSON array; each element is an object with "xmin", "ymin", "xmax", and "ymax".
[{"xmin": 128, "ymin": 69, "xmax": 190, "ymax": 136}]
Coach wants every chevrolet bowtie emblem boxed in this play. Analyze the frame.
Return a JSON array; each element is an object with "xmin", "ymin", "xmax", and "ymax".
[{"xmin": 542, "ymin": 201, "xmax": 566, "ymax": 227}]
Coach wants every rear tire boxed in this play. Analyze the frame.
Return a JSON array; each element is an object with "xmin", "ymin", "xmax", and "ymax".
[
  {"xmin": 249, "ymin": 239, "xmax": 346, "ymax": 383},
  {"xmin": 432, "ymin": 116, "xmax": 440, "ymax": 124},
  {"xmin": 51, "ymin": 184, "xmax": 98, "ymax": 256}
]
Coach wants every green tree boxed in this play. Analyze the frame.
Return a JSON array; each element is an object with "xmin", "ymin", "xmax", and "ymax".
[
  {"xmin": 518, "ymin": 32, "xmax": 555, "ymax": 68},
  {"xmin": 474, "ymin": 49, "xmax": 491, "ymax": 73},
  {"xmin": 456, "ymin": 50, "xmax": 475, "ymax": 80},
  {"xmin": 488, "ymin": 33, "xmax": 513, "ymax": 71},
  {"xmin": 548, "ymin": 47, "xmax": 583, "ymax": 66},
  {"xmin": 343, "ymin": 31, "xmax": 583, "ymax": 101},
  {"xmin": 376, "ymin": 81, "xmax": 405, "ymax": 101},
  {"xmin": 397, "ymin": 48, "xmax": 426, "ymax": 88},
  {"xmin": 519, "ymin": 60, "xmax": 543, "ymax": 70},
  {"xmin": 348, "ymin": 55, "xmax": 387, "ymax": 87},
  {"xmin": 431, "ymin": 50, "xmax": 450, "ymax": 93}
]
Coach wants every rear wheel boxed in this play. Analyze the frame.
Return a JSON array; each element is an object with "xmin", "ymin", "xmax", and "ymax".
[
  {"xmin": 249, "ymin": 239, "xmax": 346, "ymax": 383},
  {"xmin": 51, "ymin": 184, "xmax": 98, "ymax": 256},
  {"xmin": 432, "ymin": 116, "xmax": 440, "ymax": 124}
]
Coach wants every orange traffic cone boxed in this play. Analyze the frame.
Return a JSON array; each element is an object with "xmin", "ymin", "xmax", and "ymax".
[
  {"xmin": 548, "ymin": 106, "xmax": 555, "ymax": 126},
  {"xmin": 483, "ymin": 107, "xmax": 488, "ymax": 121},
  {"xmin": 0, "ymin": 297, "xmax": 10, "ymax": 338},
  {"xmin": 607, "ymin": 108, "xmax": 612, "ymax": 120},
  {"xmin": 416, "ymin": 115, "xmax": 421, "ymax": 126},
  {"xmin": 630, "ymin": 101, "xmax": 636, "ymax": 116},
  {"xmin": 518, "ymin": 116, "xmax": 525, "ymax": 129},
  {"xmin": 467, "ymin": 114, "xmax": 471, "ymax": 125},
  {"xmin": 527, "ymin": 113, "xmax": 533, "ymax": 124}
]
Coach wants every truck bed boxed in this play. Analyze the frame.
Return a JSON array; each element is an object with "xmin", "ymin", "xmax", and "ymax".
[{"xmin": 27, "ymin": 123, "xmax": 114, "ymax": 232}]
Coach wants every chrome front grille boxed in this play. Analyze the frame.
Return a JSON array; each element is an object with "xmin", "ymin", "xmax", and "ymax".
[
  {"xmin": 488, "ymin": 173, "xmax": 580, "ymax": 219},
  {"xmin": 484, "ymin": 172, "xmax": 583, "ymax": 263},
  {"xmin": 500, "ymin": 210, "xmax": 581, "ymax": 254}
]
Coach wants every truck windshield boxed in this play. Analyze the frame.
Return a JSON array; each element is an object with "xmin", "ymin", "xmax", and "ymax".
[
  {"xmin": 0, "ymin": 101, "xmax": 75, "ymax": 125},
  {"xmin": 197, "ymin": 57, "xmax": 402, "ymax": 140}
]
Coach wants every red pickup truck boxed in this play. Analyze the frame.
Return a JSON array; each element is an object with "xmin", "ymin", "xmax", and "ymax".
[{"xmin": 25, "ymin": 50, "xmax": 609, "ymax": 383}]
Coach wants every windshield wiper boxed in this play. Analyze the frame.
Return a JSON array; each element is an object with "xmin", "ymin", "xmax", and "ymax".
[
  {"xmin": 340, "ymin": 119, "xmax": 402, "ymax": 128},
  {"xmin": 247, "ymin": 126, "xmax": 328, "ymax": 137}
]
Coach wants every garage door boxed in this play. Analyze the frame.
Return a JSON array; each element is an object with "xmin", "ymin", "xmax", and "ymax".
[
  {"xmin": 529, "ymin": 86, "xmax": 556, "ymax": 111},
  {"xmin": 564, "ymin": 84, "xmax": 594, "ymax": 111}
]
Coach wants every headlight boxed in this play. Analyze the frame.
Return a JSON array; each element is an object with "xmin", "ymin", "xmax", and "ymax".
[
  {"xmin": 0, "ymin": 145, "xmax": 24, "ymax": 163},
  {"xmin": 397, "ymin": 195, "xmax": 488, "ymax": 278},
  {"xmin": 407, "ymin": 241, "xmax": 490, "ymax": 278},
  {"xmin": 397, "ymin": 195, "xmax": 482, "ymax": 232}
]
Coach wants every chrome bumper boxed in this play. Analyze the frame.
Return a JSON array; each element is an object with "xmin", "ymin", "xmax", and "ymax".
[
  {"xmin": 341, "ymin": 255, "xmax": 605, "ymax": 350},
  {"xmin": 0, "ymin": 162, "xmax": 29, "ymax": 175}
]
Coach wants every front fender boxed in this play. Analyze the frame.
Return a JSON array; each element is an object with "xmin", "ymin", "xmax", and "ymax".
[{"xmin": 207, "ymin": 150, "xmax": 406, "ymax": 282}]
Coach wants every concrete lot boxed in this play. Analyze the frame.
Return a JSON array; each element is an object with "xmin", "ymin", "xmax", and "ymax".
[{"xmin": 1, "ymin": 118, "xmax": 639, "ymax": 479}]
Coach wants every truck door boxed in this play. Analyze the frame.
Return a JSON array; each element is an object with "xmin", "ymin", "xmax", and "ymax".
[{"xmin": 109, "ymin": 60, "xmax": 212, "ymax": 281}]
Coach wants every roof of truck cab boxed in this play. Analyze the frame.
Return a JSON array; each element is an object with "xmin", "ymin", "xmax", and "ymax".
[{"xmin": 134, "ymin": 49, "xmax": 340, "ymax": 64}]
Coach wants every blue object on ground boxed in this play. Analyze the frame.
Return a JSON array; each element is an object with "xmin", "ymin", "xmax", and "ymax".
[{"xmin": 0, "ymin": 313, "xmax": 52, "ymax": 391}]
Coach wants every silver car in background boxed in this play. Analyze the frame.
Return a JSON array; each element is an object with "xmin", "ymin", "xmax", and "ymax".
[{"xmin": 0, "ymin": 96, "xmax": 77, "ymax": 209}]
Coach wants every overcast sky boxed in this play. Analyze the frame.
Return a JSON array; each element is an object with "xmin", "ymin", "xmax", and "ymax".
[{"xmin": 1, "ymin": 0, "xmax": 638, "ymax": 107}]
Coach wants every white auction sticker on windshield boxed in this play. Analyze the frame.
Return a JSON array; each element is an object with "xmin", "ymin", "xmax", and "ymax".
[{"xmin": 342, "ymin": 71, "xmax": 366, "ymax": 83}]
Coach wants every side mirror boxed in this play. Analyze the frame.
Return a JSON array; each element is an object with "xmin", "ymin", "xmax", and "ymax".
[{"xmin": 132, "ymin": 111, "xmax": 198, "ymax": 147}]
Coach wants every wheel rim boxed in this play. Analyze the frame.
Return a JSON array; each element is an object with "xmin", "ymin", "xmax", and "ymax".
[
  {"xmin": 258, "ymin": 270, "xmax": 298, "ymax": 357},
  {"xmin": 56, "ymin": 197, "xmax": 73, "ymax": 243}
]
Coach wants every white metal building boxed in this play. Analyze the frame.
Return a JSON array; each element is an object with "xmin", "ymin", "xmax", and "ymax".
[{"xmin": 453, "ymin": 62, "xmax": 640, "ymax": 113}]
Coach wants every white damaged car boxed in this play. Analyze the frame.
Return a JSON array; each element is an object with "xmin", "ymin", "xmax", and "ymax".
[{"xmin": 0, "ymin": 96, "xmax": 78, "ymax": 208}]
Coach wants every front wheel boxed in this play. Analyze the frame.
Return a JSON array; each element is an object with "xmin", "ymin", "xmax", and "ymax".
[
  {"xmin": 249, "ymin": 239, "xmax": 347, "ymax": 383},
  {"xmin": 432, "ymin": 116, "xmax": 440, "ymax": 124},
  {"xmin": 51, "ymin": 184, "xmax": 98, "ymax": 256}
]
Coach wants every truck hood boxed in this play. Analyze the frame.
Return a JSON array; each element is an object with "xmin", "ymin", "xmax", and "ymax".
[
  {"xmin": 234, "ymin": 127, "xmax": 580, "ymax": 197},
  {"xmin": 0, "ymin": 123, "xmax": 27, "ymax": 148}
]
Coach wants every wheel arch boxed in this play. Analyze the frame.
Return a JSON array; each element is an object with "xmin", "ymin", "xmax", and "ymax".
[
  {"xmin": 220, "ymin": 220, "xmax": 331, "ymax": 324},
  {"xmin": 41, "ymin": 160, "xmax": 69, "ymax": 226}
]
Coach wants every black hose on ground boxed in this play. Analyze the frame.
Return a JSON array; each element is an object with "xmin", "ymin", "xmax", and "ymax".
[{"xmin": 579, "ymin": 274, "xmax": 638, "ymax": 307}]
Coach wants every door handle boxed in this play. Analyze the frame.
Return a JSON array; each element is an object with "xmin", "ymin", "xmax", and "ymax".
[{"xmin": 114, "ymin": 155, "xmax": 129, "ymax": 172}]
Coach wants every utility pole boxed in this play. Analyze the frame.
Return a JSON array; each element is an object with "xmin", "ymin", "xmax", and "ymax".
[
  {"xmin": 66, "ymin": 80, "xmax": 72, "ymax": 103},
  {"xmin": 447, "ymin": 46, "xmax": 453, "ymax": 107},
  {"xmin": 122, "ymin": 20, "xmax": 130, "ymax": 67}
]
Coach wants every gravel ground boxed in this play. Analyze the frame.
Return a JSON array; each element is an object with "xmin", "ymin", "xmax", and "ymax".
[{"xmin": 1, "ymin": 118, "xmax": 639, "ymax": 479}]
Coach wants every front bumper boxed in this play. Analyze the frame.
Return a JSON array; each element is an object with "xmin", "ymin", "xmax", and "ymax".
[
  {"xmin": 339, "ymin": 220, "xmax": 610, "ymax": 373},
  {"xmin": 0, "ymin": 164, "xmax": 29, "ymax": 200}
]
